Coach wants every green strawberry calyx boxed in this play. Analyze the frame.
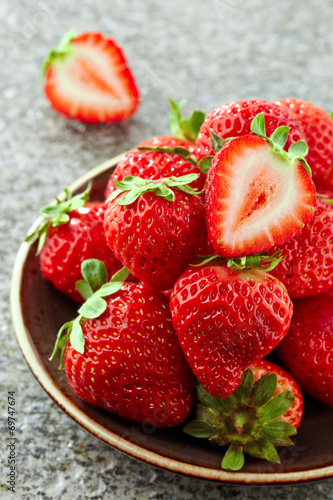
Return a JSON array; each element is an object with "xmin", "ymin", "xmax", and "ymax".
[
  {"xmin": 25, "ymin": 183, "xmax": 91, "ymax": 254},
  {"xmin": 250, "ymin": 112, "xmax": 312, "ymax": 176},
  {"xmin": 199, "ymin": 113, "xmax": 312, "ymax": 177},
  {"xmin": 49, "ymin": 259, "xmax": 130, "ymax": 369},
  {"xmin": 184, "ymin": 369, "xmax": 296, "ymax": 472},
  {"xmin": 106, "ymin": 173, "xmax": 202, "ymax": 205},
  {"xmin": 191, "ymin": 251, "xmax": 284, "ymax": 272},
  {"xmin": 167, "ymin": 97, "xmax": 206, "ymax": 143},
  {"xmin": 41, "ymin": 29, "xmax": 77, "ymax": 77}
]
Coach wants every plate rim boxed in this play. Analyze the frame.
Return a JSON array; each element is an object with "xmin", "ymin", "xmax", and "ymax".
[{"xmin": 10, "ymin": 154, "xmax": 333, "ymax": 485}]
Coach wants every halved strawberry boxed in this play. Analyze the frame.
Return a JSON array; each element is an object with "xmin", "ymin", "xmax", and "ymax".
[
  {"xmin": 205, "ymin": 113, "xmax": 316, "ymax": 257},
  {"xmin": 42, "ymin": 31, "xmax": 139, "ymax": 123}
]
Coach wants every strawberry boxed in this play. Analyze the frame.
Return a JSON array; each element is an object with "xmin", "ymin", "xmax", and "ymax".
[
  {"xmin": 277, "ymin": 290, "xmax": 333, "ymax": 406},
  {"xmin": 137, "ymin": 97, "xmax": 205, "ymax": 153},
  {"xmin": 104, "ymin": 174, "xmax": 207, "ymax": 289},
  {"xmin": 183, "ymin": 359, "xmax": 302, "ymax": 471},
  {"xmin": 104, "ymin": 147, "xmax": 205, "ymax": 200},
  {"xmin": 25, "ymin": 185, "xmax": 126, "ymax": 302},
  {"xmin": 51, "ymin": 260, "xmax": 195, "ymax": 427},
  {"xmin": 269, "ymin": 197, "xmax": 333, "ymax": 297},
  {"xmin": 277, "ymin": 98, "xmax": 333, "ymax": 190},
  {"xmin": 194, "ymin": 98, "xmax": 305, "ymax": 162},
  {"xmin": 205, "ymin": 113, "xmax": 316, "ymax": 257},
  {"xmin": 169, "ymin": 255, "xmax": 293, "ymax": 399},
  {"xmin": 42, "ymin": 31, "xmax": 139, "ymax": 123}
]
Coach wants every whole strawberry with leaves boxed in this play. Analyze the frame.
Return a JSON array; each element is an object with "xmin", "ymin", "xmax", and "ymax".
[
  {"xmin": 194, "ymin": 98, "xmax": 305, "ymax": 162},
  {"xmin": 277, "ymin": 98, "xmax": 333, "ymax": 191},
  {"xmin": 183, "ymin": 359, "xmax": 303, "ymax": 471},
  {"xmin": 104, "ymin": 173, "xmax": 207, "ymax": 290},
  {"xmin": 25, "ymin": 184, "xmax": 125, "ymax": 302},
  {"xmin": 204, "ymin": 113, "xmax": 316, "ymax": 257},
  {"xmin": 277, "ymin": 289, "xmax": 333, "ymax": 407},
  {"xmin": 105, "ymin": 146, "xmax": 205, "ymax": 200},
  {"xmin": 269, "ymin": 197, "xmax": 333, "ymax": 297},
  {"xmin": 51, "ymin": 260, "xmax": 195, "ymax": 426},
  {"xmin": 105, "ymin": 98, "xmax": 206, "ymax": 200},
  {"xmin": 170, "ymin": 253, "xmax": 293, "ymax": 399}
]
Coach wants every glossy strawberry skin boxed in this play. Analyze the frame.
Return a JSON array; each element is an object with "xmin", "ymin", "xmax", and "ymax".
[
  {"xmin": 194, "ymin": 99, "xmax": 305, "ymax": 161},
  {"xmin": 104, "ymin": 190, "xmax": 207, "ymax": 290},
  {"xmin": 205, "ymin": 135, "xmax": 316, "ymax": 257},
  {"xmin": 64, "ymin": 283, "xmax": 195, "ymax": 426},
  {"xmin": 40, "ymin": 202, "xmax": 124, "ymax": 302},
  {"xmin": 250, "ymin": 359, "xmax": 303, "ymax": 429},
  {"xmin": 44, "ymin": 32, "xmax": 140, "ymax": 124},
  {"xmin": 270, "ymin": 199, "xmax": 333, "ymax": 297},
  {"xmin": 137, "ymin": 134, "xmax": 195, "ymax": 153},
  {"xmin": 277, "ymin": 290, "xmax": 333, "ymax": 406},
  {"xmin": 170, "ymin": 264, "xmax": 293, "ymax": 398},
  {"xmin": 105, "ymin": 149, "xmax": 204, "ymax": 200},
  {"xmin": 277, "ymin": 98, "xmax": 333, "ymax": 190}
]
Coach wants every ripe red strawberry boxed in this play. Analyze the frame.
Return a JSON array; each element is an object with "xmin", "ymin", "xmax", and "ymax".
[
  {"xmin": 170, "ymin": 257, "xmax": 293, "ymax": 399},
  {"xmin": 104, "ymin": 174, "xmax": 207, "ymax": 289},
  {"xmin": 277, "ymin": 98, "xmax": 333, "ymax": 190},
  {"xmin": 42, "ymin": 31, "xmax": 139, "ymax": 123},
  {"xmin": 277, "ymin": 290, "xmax": 333, "ymax": 406},
  {"xmin": 104, "ymin": 148, "xmax": 205, "ymax": 200},
  {"xmin": 269, "ymin": 198, "xmax": 333, "ymax": 297},
  {"xmin": 51, "ymin": 260, "xmax": 195, "ymax": 427},
  {"xmin": 205, "ymin": 113, "xmax": 316, "ymax": 257},
  {"xmin": 25, "ymin": 186, "xmax": 126, "ymax": 302},
  {"xmin": 183, "ymin": 359, "xmax": 301, "ymax": 471},
  {"xmin": 195, "ymin": 98, "xmax": 305, "ymax": 162}
]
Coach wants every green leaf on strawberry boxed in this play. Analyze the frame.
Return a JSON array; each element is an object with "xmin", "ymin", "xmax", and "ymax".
[
  {"xmin": 50, "ymin": 259, "xmax": 129, "ymax": 368},
  {"xmin": 41, "ymin": 29, "xmax": 77, "ymax": 77},
  {"xmin": 25, "ymin": 183, "xmax": 91, "ymax": 254},
  {"xmin": 209, "ymin": 129, "xmax": 228, "ymax": 153},
  {"xmin": 106, "ymin": 173, "xmax": 202, "ymax": 205},
  {"xmin": 250, "ymin": 112, "xmax": 311, "ymax": 177},
  {"xmin": 184, "ymin": 369, "xmax": 297, "ymax": 471},
  {"xmin": 167, "ymin": 97, "xmax": 205, "ymax": 142},
  {"xmin": 191, "ymin": 251, "xmax": 284, "ymax": 272}
]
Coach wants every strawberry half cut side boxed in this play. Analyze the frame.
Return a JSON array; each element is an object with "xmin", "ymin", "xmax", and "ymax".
[
  {"xmin": 42, "ymin": 31, "xmax": 140, "ymax": 123},
  {"xmin": 206, "ymin": 113, "xmax": 316, "ymax": 257}
]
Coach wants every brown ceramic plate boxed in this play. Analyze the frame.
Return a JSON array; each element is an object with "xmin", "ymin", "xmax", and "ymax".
[{"xmin": 10, "ymin": 154, "xmax": 333, "ymax": 485}]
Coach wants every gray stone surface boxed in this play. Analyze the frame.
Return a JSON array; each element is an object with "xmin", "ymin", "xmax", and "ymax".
[{"xmin": 1, "ymin": 0, "xmax": 333, "ymax": 498}]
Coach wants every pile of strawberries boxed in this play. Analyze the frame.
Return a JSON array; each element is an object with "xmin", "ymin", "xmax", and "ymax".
[{"xmin": 27, "ymin": 95, "xmax": 333, "ymax": 472}]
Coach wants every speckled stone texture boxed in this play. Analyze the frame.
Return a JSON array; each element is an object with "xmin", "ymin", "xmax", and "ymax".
[{"xmin": 2, "ymin": 0, "xmax": 333, "ymax": 498}]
